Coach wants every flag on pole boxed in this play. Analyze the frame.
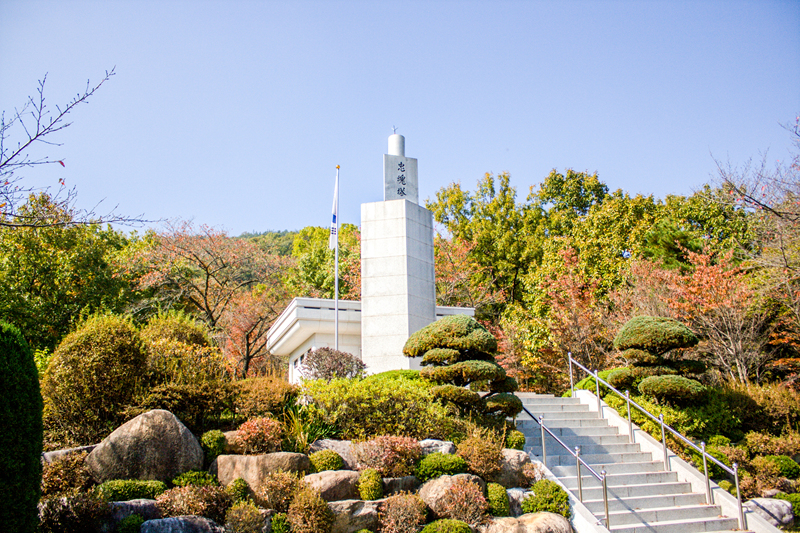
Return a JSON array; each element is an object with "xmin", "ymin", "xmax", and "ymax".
[{"xmin": 329, "ymin": 165, "xmax": 340, "ymax": 250}]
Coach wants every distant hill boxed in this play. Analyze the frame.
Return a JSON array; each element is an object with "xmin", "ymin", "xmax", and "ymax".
[{"xmin": 239, "ymin": 230, "xmax": 298, "ymax": 256}]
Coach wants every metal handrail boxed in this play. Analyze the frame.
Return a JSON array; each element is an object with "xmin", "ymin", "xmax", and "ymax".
[
  {"xmin": 567, "ymin": 354, "xmax": 746, "ymax": 529},
  {"xmin": 520, "ymin": 404, "xmax": 611, "ymax": 528}
]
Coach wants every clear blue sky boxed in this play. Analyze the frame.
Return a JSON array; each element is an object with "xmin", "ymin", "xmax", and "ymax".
[{"xmin": 2, "ymin": 0, "xmax": 798, "ymax": 236}]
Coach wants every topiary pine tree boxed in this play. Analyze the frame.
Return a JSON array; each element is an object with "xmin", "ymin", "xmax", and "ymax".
[
  {"xmin": 403, "ymin": 314, "xmax": 521, "ymax": 418},
  {"xmin": 610, "ymin": 316, "xmax": 706, "ymax": 403},
  {"xmin": 0, "ymin": 320, "xmax": 43, "ymax": 533}
]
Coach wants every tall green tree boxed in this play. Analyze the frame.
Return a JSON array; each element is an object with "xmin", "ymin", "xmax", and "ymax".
[
  {"xmin": 0, "ymin": 193, "xmax": 131, "ymax": 351},
  {"xmin": 287, "ymin": 223, "xmax": 361, "ymax": 300}
]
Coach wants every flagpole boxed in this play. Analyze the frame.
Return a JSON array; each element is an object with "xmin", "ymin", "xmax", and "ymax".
[{"xmin": 333, "ymin": 166, "xmax": 340, "ymax": 351}]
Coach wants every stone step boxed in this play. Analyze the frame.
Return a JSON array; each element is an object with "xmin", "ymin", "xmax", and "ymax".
[
  {"xmin": 526, "ymin": 442, "xmax": 642, "ymax": 457},
  {"xmin": 524, "ymin": 433, "xmax": 631, "ymax": 447},
  {"xmin": 560, "ymin": 470, "xmax": 677, "ymax": 490},
  {"xmin": 517, "ymin": 409, "xmax": 598, "ymax": 420},
  {"xmin": 581, "ymin": 492, "xmax": 706, "ymax": 513},
  {"xmin": 532, "ymin": 451, "xmax": 653, "ymax": 467},
  {"xmin": 578, "ymin": 481, "xmax": 693, "ymax": 500},
  {"xmin": 518, "ymin": 402, "xmax": 591, "ymax": 413},
  {"xmin": 516, "ymin": 417, "xmax": 610, "ymax": 428},
  {"xmin": 607, "ymin": 504, "xmax": 726, "ymax": 527},
  {"xmin": 515, "ymin": 423, "xmax": 619, "ymax": 438},
  {"xmin": 550, "ymin": 460, "xmax": 664, "ymax": 476},
  {"xmin": 607, "ymin": 516, "xmax": 739, "ymax": 533}
]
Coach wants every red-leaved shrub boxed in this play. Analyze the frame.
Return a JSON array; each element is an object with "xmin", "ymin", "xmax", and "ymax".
[
  {"xmin": 438, "ymin": 477, "xmax": 489, "ymax": 527},
  {"xmin": 353, "ymin": 435, "xmax": 422, "ymax": 477},
  {"xmin": 379, "ymin": 492, "xmax": 427, "ymax": 533},
  {"xmin": 236, "ymin": 417, "xmax": 283, "ymax": 454}
]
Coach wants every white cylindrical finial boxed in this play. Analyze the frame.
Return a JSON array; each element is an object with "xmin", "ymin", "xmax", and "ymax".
[{"xmin": 388, "ymin": 133, "xmax": 405, "ymax": 156}]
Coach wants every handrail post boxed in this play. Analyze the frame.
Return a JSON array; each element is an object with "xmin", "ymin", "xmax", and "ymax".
[
  {"xmin": 625, "ymin": 390, "xmax": 633, "ymax": 444},
  {"xmin": 659, "ymin": 414, "xmax": 669, "ymax": 470},
  {"xmin": 568, "ymin": 353, "xmax": 574, "ymax": 398},
  {"xmin": 701, "ymin": 442, "xmax": 712, "ymax": 505},
  {"xmin": 734, "ymin": 463, "xmax": 746, "ymax": 530},
  {"xmin": 539, "ymin": 416, "xmax": 547, "ymax": 467},
  {"xmin": 594, "ymin": 369, "xmax": 601, "ymax": 415},
  {"xmin": 575, "ymin": 446, "xmax": 583, "ymax": 502},
  {"xmin": 602, "ymin": 469, "xmax": 610, "ymax": 528}
]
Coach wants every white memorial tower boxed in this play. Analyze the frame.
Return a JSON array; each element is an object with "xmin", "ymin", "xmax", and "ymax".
[{"xmin": 360, "ymin": 133, "xmax": 436, "ymax": 372}]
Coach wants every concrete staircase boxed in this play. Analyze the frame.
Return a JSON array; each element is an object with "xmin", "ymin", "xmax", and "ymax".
[{"xmin": 516, "ymin": 393, "xmax": 745, "ymax": 533}]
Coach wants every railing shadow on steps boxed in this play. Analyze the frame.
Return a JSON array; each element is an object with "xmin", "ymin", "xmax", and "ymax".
[
  {"xmin": 518, "ymin": 401, "xmax": 611, "ymax": 528},
  {"xmin": 566, "ymin": 353, "xmax": 747, "ymax": 530}
]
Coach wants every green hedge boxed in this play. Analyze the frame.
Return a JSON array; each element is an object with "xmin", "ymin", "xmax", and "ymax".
[{"xmin": 613, "ymin": 316, "xmax": 698, "ymax": 354}]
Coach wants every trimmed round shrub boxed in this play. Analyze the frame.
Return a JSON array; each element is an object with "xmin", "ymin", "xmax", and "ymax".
[
  {"xmin": 172, "ymin": 470, "xmax": 218, "ymax": 487},
  {"xmin": 156, "ymin": 485, "xmax": 232, "ymax": 523},
  {"xmin": 763, "ymin": 455, "xmax": 800, "ymax": 479},
  {"xmin": 257, "ymin": 470, "xmax": 302, "ymax": 512},
  {"xmin": 226, "ymin": 478, "xmax": 251, "ymax": 504},
  {"xmin": 40, "ymin": 451, "xmax": 94, "ymax": 498},
  {"xmin": 140, "ymin": 310, "xmax": 212, "ymax": 348},
  {"xmin": 354, "ymin": 435, "xmax": 422, "ymax": 477},
  {"xmin": 404, "ymin": 314, "xmax": 498, "ymax": 357},
  {"xmin": 422, "ymin": 360, "xmax": 506, "ymax": 386},
  {"xmin": 638, "ymin": 375, "xmax": 706, "ymax": 404},
  {"xmin": 456, "ymin": 435, "xmax": 503, "ymax": 481},
  {"xmin": 718, "ymin": 479, "xmax": 736, "ymax": 495},
  {"xmin": 421, "ymin": 519, "xmax": 472, "ymax": 533},
  {"xmin": 201, "ymin": 429, "xmax": 227, "ymax": 465},
  {"xmin": 95, "ymin": 479, "xmax": 168, "ymax": 502},
  {"xmin": 117, "ymin": 513, "xmax": 145, "ymax": 533},
  {"xmin": 300, "ymin": 347, "xmax": 366, "ymax": 380},
  {"xmin": 607, "ymin": 367, "xmax": 636, "ymax": 391},
  {"xmin": 271, "ymin": 512, "xmax": 290, "ymax": 533},
  {"xmin": 415, "ymin": 453, "xmax": 468, "ymax": 482},
  {"xmin": 310, "ymin": 449, "xmax": 344, "ymax": 472},
  {"xmin": 521, "ymin": 479, "xmax": 571, "ymax": 519},
  {"xmin": 378, "ymin": 492, "xmax": 427, "ymax": 533},
  {"xmin": 42, "ymin": 315, "xmax": 146, "ymax": 445},
  {"xmin": 487, "ymin": 482, "xmax": 510, "ymax": 517},
  {"xmin": 613, "ymin": 316, "xmax": 698, "ymax": 354},
  {"xmin": 0, "ymin": 321, "xmax": 42, "ymax": 533},
  {"xmin": 505, "ymin": 430, "xmax": 525, "ymax": 450},
  {"xmin": 484, "ymin": 393, "xmax": 523, "ymax": 418},
  {"xmin": 438, "ymin": 477, "xmax": 488, "ymax": 527},
  {"xmin": 225, "ymin": 500, "xmax": 264, "ymax": 533},
  {"xmin": 237, "ymin": 416, "xmax": 283, "ymax": 454},
  {"xmin": 358, "ymin": 468, "xmax": 384, "ymax": 500},
  {"xmin": 621, "ymin": 348, "xmax": 665, "ymax": 366},
  {"xmin": 287, "ymin": 485, "xmax": 335, "ymax": 533},
  {"xmin": 422, "ymin": 348, "xmax": 462, "ymax": 366},
  {"xmin": 672, "ymin": 358, "xmax": 707, "ymax": 375},
  {"xmin": 37, "ymin": 492, "xmax": 110, "ymax": 533},
  {"xmin": 431, "ymin": 385, "xmax": 483, "ymax": 412},
  {"xmin": 489, "ymin": 376, "xmax": 519, "ymax": 394}
]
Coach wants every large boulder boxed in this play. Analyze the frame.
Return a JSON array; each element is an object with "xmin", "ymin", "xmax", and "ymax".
[
  {"xmin": 419, "ymin": 474, "xmax": 485, "ymax": 517},
  {"xmin": 304, "ymin": 470, "xmax": 360, "ymax": 501},
  {"xmin": 87, "ymin": 410, "xmax": 203, "ymax": 483},
  {"xmin": 328, "ymin": 499, "xmax": 383, "ymax": 533},
  {"xmin": 495, "ymin": 449, "xmax": 531, "ymax": 488},
  {"xmin": 477, "ymin": 512, "xmax": 573, "ymax": 533},
  {"xmin": 140, "ymin": 516, "xmax": 225, "ymax": 533},
  {"xmin": 211, "ymin": 452, "xmax": 311, "ymax": 489},
  {"xmin": 383, "ymin": 475, "xmax": 421, "ymax": 495},
  {"xmin": 506, "ymin": 488, "xmax": 531, "ymax": 517},
  {"xmin": 106, "ymin": 499, "xmax": 161, "ymax": 531},
  {"xmin": 744, "ymin": 498, "xmax": 794, "ymax": 528},
  {"xmin": 309, "ymin": 439, "xmax": 357, "ymax": 470},
  {"xmin": 42, "ymin": 445, "xmax": 97, "ymax": 464},
  {"xmin": 419, "ymin": 439, "xmax": 456, "ymax": 456}
]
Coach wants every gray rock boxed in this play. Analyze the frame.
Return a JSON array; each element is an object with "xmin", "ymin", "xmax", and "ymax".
[
  {"xmin": 328, "ymin": 499, "xmax": 383, "ymax": 533},
  {"xmin": 506, "ymin": 488, "xmax": 531, "ymax": 517},
  {"xmin": 42, "ymin": 445, "xmax": 97, "ymax": 464},
  {"xmin": 309, "ymin": 439, "xmax": 357, "ymax": 470},
  {"xmin": 211, "ymin": 452, "xmax": 311, "ymax": 491},
  {"xmin": 304, "ymin": 470, "xmax": 361, "ymax": 501},
  {"xmin": 105, "ymin": 499, "xmax": 161, "ymax": 531},
  {"xmin": 495, "ymin": 449, "xmax": 531, "ymax": 488},
  {"xmin": 418, "ymin": 473, "xmax": 485, "ymax": 517},
  {"xmin": 87, "ymin": 410, "xmax": 203, "ymax": 483},
  {"xmin": 419, "ymin": 439, "xmax": 456, "ymax": 456},
  {"xmin": 383, "ymin": 475, "xmax": 422, "ymax": 495},
  {"xmin": 476, "ymin": 512, "xmax": 573, "ymax": 533},
  {"xmin": 744, "ymin": 498, "xmax": 794, "ymax": 527},
  {"xmin": 140, "ymin": 516, "xmax": 225, "ymax": 533}
]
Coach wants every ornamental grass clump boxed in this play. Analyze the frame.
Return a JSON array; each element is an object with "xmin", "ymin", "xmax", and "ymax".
[
  {"xmin": 403, "ymin": 314, "xmax": 521, "ymax": 419},
  {"xmin": 379, "ymin": 492, "xmax": 427, "ymax": 533},
  {"xmin": 237, "ymin": 416, "xmax": 283, "ymax": 454},
  {"xmin": 286, "ymin": 485, "xmax": 334, "ymax": 533},
  {"xmin": 354, "ymin": 435, "xmax": 422, "ymax": 477}
]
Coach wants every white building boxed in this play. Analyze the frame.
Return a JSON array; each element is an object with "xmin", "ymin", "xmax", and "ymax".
[{"xmin": 266, "ymin": 134, "xmax": 474, "ymax": 382}]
